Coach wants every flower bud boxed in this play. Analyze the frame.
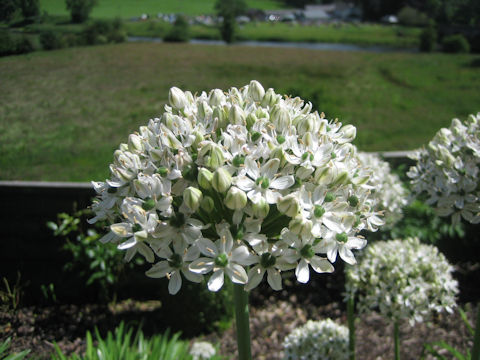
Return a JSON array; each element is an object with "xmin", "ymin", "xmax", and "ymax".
[
  {"xmin": 289, "ymin": 217, "xmax": 312, "ymax": 238},
  {"xmin": 169, "ymin": 86, "xmax": 187, "ymax": 110},
  {"xmin": 252, "ymin": 197, "xmax": 270, "ymax": 218},
  {"xmin": 201, "ymin": 196, "xmax": 215, "ymax": 212},
  {"xmin": 197, "ymin": 168, "xmax": 213, "ymax": 189},
  {"xmin": 197, "ymin": 101, "xmax": 212, "ymax": 120},
  {"xmin": 229, "ymin": 104, "xmax": 246, "ymax": 125},
  {"xmin": 255, "ymin": 107, "xmax": 269, "ymax": 120},
  {"xmin": 212, "ymin": 107, "xmax": 227, "ymax": 129},
  {"xmin": 183, "ymin": 186, "xmax": 203, "ymax": 211},
  {"xmin": 247, "ymin": 80, "xmax": 265, "ymax": 102},
  {"xmin": 270, "ymin": 104, "xmax": 291, "ymax": 132},
  {"xmin": 261, "ymin": 88, "xmax": 279, "ymax": 108},
  {"xmin": 209, "ymin": 89, "xmax": 225, "ymax": 106},
  {"xmin": 277, "ymin": 194, "xmax": 300, "ymax": 217},
  {"xmin": 297, "ymin": 115, "xmax": 317, "ymax": 135},
  {"xmin": 246, "ymin": 113, "xmax": 257, "ymax": 130},
  {"xmin": 212, "ymin": 167, "xmax": 232, "ymax": 193},
  {"xmin": 339, "ymin": 124, "xmax": 357, "ymax": 144},
  {"xmin": 225, "ymin": 187, "xmax": 247, "ymax": 210},
  {"xmin": 128, "ymin": 134, "xmax": 144, "ymax": 153}
]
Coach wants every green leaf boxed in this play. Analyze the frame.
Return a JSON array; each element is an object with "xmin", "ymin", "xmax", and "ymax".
[{"xmin": 459, "ymin": 307, "xmax": 474, "ymax": 336}]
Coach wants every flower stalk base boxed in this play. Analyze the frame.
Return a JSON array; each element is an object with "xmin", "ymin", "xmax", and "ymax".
[{"xmin": 233, "ymin": 284, "xmax": 252, "ymax": 360}]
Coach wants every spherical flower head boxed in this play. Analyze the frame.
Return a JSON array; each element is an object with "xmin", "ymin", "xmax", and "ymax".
[
  {"xmin": 190, "ymin": 341, "xmax": 216, "ymax": 360},
  {"xmin": 283, "ymin": 319, "xmax": 349, "ymax": 360},
  {"xmin": 408, "ymin": 113, "xmax": 480, "ymax": 225},
  {"xmin": 90, "ymin": 81, "xmax": 384, "ymax": 295},
  {"xmin": 357, "ymin": 152, "xmax": 409, "ymax": 228},
  {"xmin": 345, "ymin": 237, "xmax": 458, "ymax": 325}
]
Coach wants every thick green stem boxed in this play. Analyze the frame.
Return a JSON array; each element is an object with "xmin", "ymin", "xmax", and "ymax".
[
  {"xmin": 347, "ymin": 296, "xmax": 356, "ymax": 360},
  {"xmin": 233, "ymin": 284, "xmax": 252, "ymax": 360},
  {"xmin": 394, "ymin": 321, "xmax": 400, "ymax": 360},
  {"xmin": 472, "ymin": 302, "xmax": 480, "ymax": 360}
]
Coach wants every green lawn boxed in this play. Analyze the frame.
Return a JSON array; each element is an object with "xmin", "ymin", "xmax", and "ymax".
[
  {"xmin": 1, "ymin": 43, "xmax": 479, "ymax": 181},
  {"xmin": 39, "ymin": 0, "xmax": 286, "ymax": 18}
]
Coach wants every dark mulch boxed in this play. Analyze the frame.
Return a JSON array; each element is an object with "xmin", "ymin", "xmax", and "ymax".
[{"xmin": 1, "ymin": 294, "xmax": 475, "ymax": 359}]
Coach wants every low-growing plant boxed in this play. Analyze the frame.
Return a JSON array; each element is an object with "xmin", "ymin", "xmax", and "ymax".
[
  {"xmin": 442, "ymin": 34, "xmax": 470, "ymax": 53},
  {"xmin": 51, "ymin": 322, "xmax": 195, "ymax": 360},
  {"xmin": 164, "ymin": 15, "xmax": 190, "ymax": 43},
  {"xmin": 66, "ymin": 0, "xmax": 97, "ymax": 24},
  {"xmin": 0, "ymin": 31, "xmax": 34, "ymax": 56},
  {"xmin": 0, "ymin": 337, "xmax": 30, "ymax": 360},
  {"xmin": 40, "ymin": 30, "xmax": 64, "ymax": 50},
  {"xmin": 0, "ymin": 272, "xmax": 24, "ymax": 312},
  {"xmin": 419, "ymin": 26, "xmax": 437, "ymax": 52},
  {"xmin": 81, "ymin": 19, "xmax": 126, "ymax": 45}
]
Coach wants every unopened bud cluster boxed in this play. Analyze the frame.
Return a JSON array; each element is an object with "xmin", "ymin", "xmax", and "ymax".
[
  {"xmin": 408, "ymin": 113, "xmax": 480, "ymax": 225},
  {"xmin": 345, "ymin": 237, "xmax": 458, "ymax": 325},
  {"xmin": 90, "ymin": 81, "xmax": 383, "ymax": 295},
  {"xmin": 357, "ymin": 152, "xmax": 409, "ymax": 229}
]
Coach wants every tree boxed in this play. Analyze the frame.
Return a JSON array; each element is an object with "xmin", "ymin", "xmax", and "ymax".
[
  {"xmin": 215, "ymin": 0, "xmax": 247, "ymax": 44},
  {"xmin": 0, "ymin": 0, "xmax": 18, "ymax": 22},
  {"xmin": 65, "ymin": 0, "xmax": 97, "ymax": 23},
  {"xmin": 18, "ymin": 0, "xmax": 40, "ymax": 19}
]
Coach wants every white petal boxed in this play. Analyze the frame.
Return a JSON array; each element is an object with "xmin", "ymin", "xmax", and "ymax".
[
  {"xmin": 270, "ymin": 176, "xmax": 295, "ymax": 190},
  {"xmin": 225, "ymin": 264, "xmax": 248, "ymax": 284},
  {"xmin": 137, "ymin": 242, "xmax": 154, "ymax": 263},
  {"xmin": 110, "ymin": 223, "xmax": 132, "ymax": 238},
  {"xmin": 182, "ymin": 268, "xmax": 203, "ymax": 283},
  {"xmin": 322, "ymin": 215, "xmax": 343, "ymax": 233},
  {"xmin": 197, "ymin": 238, "xmax": 218, "ymax": 258},
  {"xmin": 266, "ymin": 268, "xmax": 282, "ymax": 290},
  {"xmin": 189, "ymin": 258, "xmax": 215, "ymax": 274},
  {"xmin": 145, "ymin": 261, "xmax": 170, "ymax": 278},
  {"xmin": 347, "ymin": 237, "xmax": 367, "ymax": 250},
  {"xmin": 245, "ymin": 157, "xmax": 259, "ymax": 179},
  {"xmin": 261, "ymin": 158, "xmax": 280, "ymax": 179},
  {"xmin": 236, "ymin": 176, "xmax": 256, "ymax": 192},
  {"xmin": 245, "ymin": 266, "xmax": 265, "ymax": 291},
  {"xmin": 265, "ymin": 190, "xmax": 281, "ymax": 204},
  {"xmin": 310, "ymin": 256, "xmax": 334, "ymax": 273},
  {"xmin": 118, "ymin": 237, "xmax": 137, "ymax": 250},
  {"xmin": 339, "ymin": 245, "xmax": 356, "ymax": 265},
  {"xmin": 168, "ymin": 271, "xmax": 182, "ymax": 295},
  {"xmin": 232, "ymin": 246, "xmax": 256, "ymax": 265},
  {"xmin": 295, "ymin": 259, "xmax": 310, "ymax": 283},
  {"xmin": 208, "ymin": 270, "xmax": 225, "ymax": 292}
]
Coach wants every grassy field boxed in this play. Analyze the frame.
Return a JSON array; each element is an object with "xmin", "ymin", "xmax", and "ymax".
[
  {"xmin": 39, "ymin": 0, "xmax": 286, "ymax": 18},
  {"xmin": 1, "ymin": 43, "xmax": 479, "ymax": 181}
]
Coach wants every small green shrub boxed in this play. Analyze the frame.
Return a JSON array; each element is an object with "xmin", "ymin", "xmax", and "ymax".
[
  {"xmin": 397, "ymin": 6, "xmax": 430, "ymax": 27},
  {"xmin": 66, "ymin": 0, "xmax": 97, "ymax": 23},
  {"xmin": 81, "ymin": 19, "xmax": 126, "ymax": 45},
  {"xmin": 164, "ymin": 15, "xmax": 190, "ymax": 43},
  {"xmin": 18, "ymin": 0, "xmax": 40, "ymax": 20},
  {"xmin": 442, "ymin": 34, "xmax": 470, "ymax": 53},
  {"xmin": 0, "ymin": 32, "xmax": 34, "ymax": 56},
  {"xmin": 419, "ymin": 26, "xmax": 437, "ymax": 52},
  {"xmin": 40, "ymin": 30, "xmax": 64, "ymax": 50},
  {"xmin": 15, "ymin": 36, "xmax": 35, "ymax": 53}
]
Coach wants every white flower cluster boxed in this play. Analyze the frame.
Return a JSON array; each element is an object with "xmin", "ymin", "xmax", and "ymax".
[
  {"xmin": 407, "ymin": 113, "xmax": 480, "ymax": 225},
  {"xmin": 345, "ymin": 237, "xmax": 458, "ymax": 325},
  {"xmin": 89, "ymin": 81, "xmax": 384, "ymax": 295},
  {"xmin": 189, "ymin": 341, "xmax": 216, "ymax": 360},
  {"xmin": 358, "ymin": 152, "xmax": 408, "ymax": 228},
  {"xmin": 282, "ymin": 319, "xmax": 349, "ymax": 360}
]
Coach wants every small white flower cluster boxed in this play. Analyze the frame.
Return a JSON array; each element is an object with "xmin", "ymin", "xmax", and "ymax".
[
  {"xmin": 89, "ymin": 81, "xmax": 384, "ymax": 295},
  {"xmin": 282, "ymin": 319, "xmax": 349, "ymax": 360},
  {"xmin": 189, "ymin": 341, "xmax": 216, "ymax": 360},
  {"xmin": 358, "ymin": 152, "xmax": 409, "ymax": 228},
  {"xmin": 408, "ymin": 113, "xmax": 480, "ymax": 225},
  {"xmin": 345, "ymin": 237, "xmax": 458, "ymax": 325}
]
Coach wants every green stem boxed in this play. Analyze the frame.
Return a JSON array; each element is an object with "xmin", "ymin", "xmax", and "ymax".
[
  {"xmin": 394, "ymin": 321, "xmax": 400, "ymax": 360},
  {"xmin": 347, "ymin": 296, "xmax": 355, "ymax": 360},
  {"xmin": 472, "ymin": 302, "xmax": 480, "ymax": 360},
  {"xmin": 233, "ymin": 284, "xmax": 252, "ymax": 360}
]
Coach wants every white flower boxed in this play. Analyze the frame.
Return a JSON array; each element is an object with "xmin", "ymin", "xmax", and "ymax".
[
  {"xmin": 283, "ymin": 319, "xmax": 349, "ymax": 360},
  {"xmin": 190, "ymin": 341, "xmax": 216, "ymax": 360},
  {"xmin": 408, "ymin": 113, "xmax": 480, "ymax": 225},
  {"xmin": 345, "ymin": 237, "xmax": 458, "ymax": 325},
  {"xmin": 189, "ymin": 227, "xmax": 256, "ymax": 292}
]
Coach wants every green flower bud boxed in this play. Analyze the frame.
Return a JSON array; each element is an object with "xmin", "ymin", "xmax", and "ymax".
[
  {"xmin": 128, "ymin": 134, "xmax": 144, "ymax": 153},
  {"xmin": 247, "ymin": 80, "xmax": 265, "ymax": 102},
  {"xmin": 300, "ymin": 244, "xmax": 315, "ymax": 259},
  {"xmin": 277, "ymin": 194, "xmax": 300, "ymax": 217},
  {"xmin": 289, "ymin": 217, "xmax": 312, "ymax": 237},
  {"xmin": 168, "ymin": 86, "xmax": 187, "ymax": 110},
  {"xmin": 212, "ymin": 167, "xmax": 232, "ymax": 193},
  {"xmin": 252, "ymin": 197, "xmax": 270, "ymax": 218},
  {"xmin": 270, "ymin": 104, "xmax": 291, "ymax": 132},
  {"xmin": 197, "ymin": 168, "xmax": 213, "ymax": 189},
  {"xmin": 229, "ymin": 104, "xmax": 246, "ymax": 125},
  {"xmin": 200, "ymin": 196, "xmax": 215, "ymax": 212},
  {"xmin": 261, "ymin": 88, "xmax": 279, "ymax": 108},
  {"xmin": 225, "ymin": 187, "xmax": 247, "ymax": 210},
  {"xmin": 335, "ymin": 232, "xmax": 348, "ymax": 243},
  {"xmin": 260, "ymin": 252, "xmax": 276, "ymax": 268},
  {"xmin": 340, "ymin": 124, "xmax": 356, "ymax": 143},
  {"xmin": 183, "ymin": 186, "xmax": 203, "ymax": 211},
  {"xmin": 348, "ymin": 195, "xmax": 359, "ymax": 207},
  {"xmin": 233, "ymin": 154, "xmax": 245, "ymax": 167},
  {"xmin": 157, "ymin": 166, "xmax": 168, "ymax": 177},
  {"xmin": 246, "ymin": 113, "xmax": 257, "ymax": 130},
  {"xmin": 197, "ymin": 101, "xmax": 212, "ymax": 120},
  {"xmin": 314, "ymin": 205, "xmax": 325, "ymax": 218},
  {"xmin": 324, "ymin": 192, "xmax": 336, "ymax": 202},
  {"xmin": 212, "ymin": 107, "xmax": 227, "ymax": 129},
  {"xmin": 142, "ymin": 198, "xmax": 156, "ymax": 211},
  {"xmin": 203, "ymin": 144, "xmax": 225, "ymax": 169},
  {"xmin": 331, "ymin": 171, "xmax": 349, "ymax": 187},
  {"xmin": 209, "ymin": 89, "xmax": 225, "ymax": 106},
  {"xmin": 214, "ymin": 253, "xmax": 229, "ymax": 267},
  {"xmin": 297, "ymin": 115, "xmax": 317, "ymax": 135},
  {"xmin": 251, "ymin": 131, "xmax": 262, "ymax": 142}
]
